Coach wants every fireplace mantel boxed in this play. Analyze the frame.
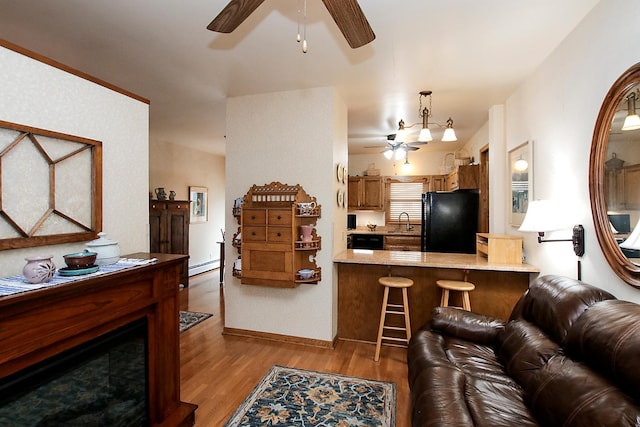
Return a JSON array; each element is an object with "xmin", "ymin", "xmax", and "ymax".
[{"xmin": 0, "ymin": 253, "xmax": 196, "ymax": 427}]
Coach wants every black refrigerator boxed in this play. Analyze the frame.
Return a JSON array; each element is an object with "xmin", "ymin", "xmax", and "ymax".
[{"xmin": 421, "ymin": 191, "xmax": 479, "ymax": 253}]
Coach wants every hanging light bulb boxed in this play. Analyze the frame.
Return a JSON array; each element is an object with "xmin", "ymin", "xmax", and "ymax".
[
  {"xmin": 514, "ymin": 156, "xmax": 528, "ymax": 172},
  {"xmin": 401, "ymin": 154, "xmax": 412, "ymax": 173},
  {"xmin": 395, "ymin": 120, "xmax": 407, "ymax": 143},
  {"xmin": 622, "ymin": 92, "xmax": 640, "ymax": 131},
  {"xmin": 418, "ymin": 108, "xmax": 433, "ymax": 142},
  {"xmin": 441, "ymin": 118, "xmax": 457, "ymax": 142}
]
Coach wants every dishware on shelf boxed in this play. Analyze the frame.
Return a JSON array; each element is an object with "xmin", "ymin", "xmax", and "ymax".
[
  {"xmin": 63, "ymin": 250, "xmax": 98, "ymax": 269},
  {"xmin": 58, "ymin": 265, "xmax": 100, "ymax": 276},
  {"xmin": 154, "ymin": 187, "xmax": 167, "ymax": 200},
  {"xmin": 296, "ymin": 201, "xmax": 317, "ymax": 215},
  {"xmin": 300, "ymin": 225, "xmax": 313, "ymax": 242},
  {"xmin": 298, "ymin": 269, "xmax": 315, "ymax": 280},
  {"xmin": 22, "ymin": 255, "xmax": 56, "ymax": 284},
  {"xmin": 86, "ymin": 232, "xmax": 120, "ymax": 265}
]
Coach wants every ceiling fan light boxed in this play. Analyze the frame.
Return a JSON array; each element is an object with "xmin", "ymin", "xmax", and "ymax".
[
  {"xmin": 383, "ymin": 149, "xmax": 394, "ymax": 159},
  {"xmin": 395, "ymin": 145, "xmax": 406, "ymax": 160},
  {"xmin": 418, "ymin": 127, "xmax": 432, "ymax": 142},
  {"xmin": 622, "ymin": 114, "xmax": 640, "ymax": 131}
]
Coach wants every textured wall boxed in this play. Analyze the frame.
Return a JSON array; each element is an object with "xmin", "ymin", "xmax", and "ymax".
[
  {"xmin": 225, "ymin": 87, "xmax": 347, "ymax": 342},
  {"xmin": 0, "ymin": 45, "xmax": 149, "ymax": 276}
]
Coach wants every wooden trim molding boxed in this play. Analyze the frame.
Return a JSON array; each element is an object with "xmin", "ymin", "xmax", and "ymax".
[
  {"xmin": 222, "ymin": 327, "xmax": 336, "ymax": 349},
  {"xmin": 0, "ymin": 38, "xmax": 150, "ymax": 105}
]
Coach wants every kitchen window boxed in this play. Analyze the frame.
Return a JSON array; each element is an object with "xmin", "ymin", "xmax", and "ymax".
[{"xmin": 385, "ymin": 176, "xmax": 446, "ymax": 224}]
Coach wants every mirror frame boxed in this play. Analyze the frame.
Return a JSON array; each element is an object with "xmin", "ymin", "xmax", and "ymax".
[{"xmin": 589, "ymin": 62, "xmax": 640, "ymax": 288}]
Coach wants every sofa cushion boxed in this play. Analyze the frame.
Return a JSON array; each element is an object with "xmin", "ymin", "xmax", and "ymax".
[
  {"xmin": 565, "ymin": 299, "xmax": 640, "ymax": 403},
  {"xmin": 511, "ymin": 275, "xmax": 615, "ymax": 346},
  {"xmin": 430, "ymin": 306, "xmax": 506, "ymax": 345},
  {"xmin": 497, "ymin": 319, "xmax": 561, "ymax": 387},
  {"xmin": 527, "ymin": 355, "xmax": 640, "ymax": 426}
]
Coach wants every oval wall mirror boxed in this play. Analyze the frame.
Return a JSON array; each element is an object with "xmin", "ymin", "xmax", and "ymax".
[{"xmin": 590, "ymin": 62, "xmax": 640, "ymax": 288}]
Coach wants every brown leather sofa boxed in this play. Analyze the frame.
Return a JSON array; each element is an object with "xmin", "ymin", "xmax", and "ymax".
[{"xmin": 408, "ymin": 275, "xmax": 640, "ymax": 426}]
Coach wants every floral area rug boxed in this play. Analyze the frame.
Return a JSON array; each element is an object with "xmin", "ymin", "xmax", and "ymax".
[
  {"xmin": 224, "ymin": 365, "xmax": 396, "ymax": 427},
  {"xmin": 179, "ymin": 310, "xmax": 212, "ymax": 333}
]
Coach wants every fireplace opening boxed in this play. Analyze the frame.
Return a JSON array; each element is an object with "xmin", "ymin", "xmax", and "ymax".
[{"xmin": 0, "ymin": 317, "xmax": 149, "ymax": 426}]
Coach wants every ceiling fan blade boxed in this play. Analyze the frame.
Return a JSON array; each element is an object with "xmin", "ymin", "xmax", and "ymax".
[
  {"xmin": 207, "ymin": 0, "xmax": 266, "ymax": 33},
  {"xmin": 321, "ymin": 0, "xmax": 375, "ymax": 48},
  {"xmin": 407, "ymin": 141, "xmax": 427, "ymax": 146},
  {"xmin": 406, "ymin": 146, "xmax": 420, "ymax": 151}
]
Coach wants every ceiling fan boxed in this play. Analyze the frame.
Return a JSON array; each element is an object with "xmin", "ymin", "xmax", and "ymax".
[
  {"xmin": 207, "ymin": 0, "xmax": 376, "ymax": 49},
  {"xmin": 365, "ymin": 133, "xmax": 425, "ymax": 159}
]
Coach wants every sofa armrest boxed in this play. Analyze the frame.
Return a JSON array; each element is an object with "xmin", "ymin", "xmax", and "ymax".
[{"xmin": 429, "ymin": 306, "xmax": 506, "ymax": 345}]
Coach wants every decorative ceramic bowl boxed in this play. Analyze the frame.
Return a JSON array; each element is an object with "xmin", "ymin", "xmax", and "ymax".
[
  {"xmin": 63, "ymin": 250, "xmax": 98, "ymax": 269},
  {"xmin": 85, "ymin": 232, "xmax": 120, "ymax": 265},
  {"xmin": 298, "ymin": 269, "xmax": 315, "ymax": 280}
]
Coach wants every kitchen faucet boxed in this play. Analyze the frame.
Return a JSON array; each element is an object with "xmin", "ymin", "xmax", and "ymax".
[{"xmin": 398, "ymin": 211, "xmax": 413, "ymax": 231}]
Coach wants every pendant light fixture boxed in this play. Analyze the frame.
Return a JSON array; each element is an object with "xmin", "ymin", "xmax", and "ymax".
[
  {"xmin": 395, "ymin": 91, "xmax": 457, "ymax": 143},
  {"xmin": 622, "ymin": 91, "xmax": 640, "ymax": 131}
]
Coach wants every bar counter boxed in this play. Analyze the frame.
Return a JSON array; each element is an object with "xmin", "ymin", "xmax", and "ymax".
[{"xmin": 334, "ymin": 249, "xmax": 540, "ymax": 343}]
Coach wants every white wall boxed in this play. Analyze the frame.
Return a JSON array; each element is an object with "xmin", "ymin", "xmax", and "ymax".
[
  {"xmin": 504, "ymin": 0, "xmax": 640, "ymax": 301},
  {"xmin": 149, "ymin": 139, "xmax": 225, "ymax": 274},
  {"xmin": 0, "ymin": 45, "xmax": 149, "ymax": 276},
  {"xmin": 225, "ymin": 87, "xmax": 347, "ymax": 342}
]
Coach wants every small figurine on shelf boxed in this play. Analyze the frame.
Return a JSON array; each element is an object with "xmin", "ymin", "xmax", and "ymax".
[{"xmin": 169, "ymin": 190, "xmax": 176, "ymax": 200}]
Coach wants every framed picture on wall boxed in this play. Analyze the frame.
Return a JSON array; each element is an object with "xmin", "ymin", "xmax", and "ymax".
[
  {"xmin": 189, "ymin": 186, "xmax": 208, "ymax": 224},
  {"xmin": 508, "ymin": 141, "xmax": 533, "ymax": 227}
]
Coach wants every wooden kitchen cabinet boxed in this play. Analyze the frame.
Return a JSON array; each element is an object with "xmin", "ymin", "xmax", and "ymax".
[
  {"xmin": 604, "ymin": 163, "xmax": 640, "ymax": 210},
  {"xmin": 348, "ymin": 176, "xmax": 383, "ymax": 210},
  {"xmin": 446, "ymin": 165, "xmax": 479, "ymax": 191},
  {"xmin": 239, "ymin": 182, "xmax": 321, "ymax": 288},
  {"xmin": 384, "ymin": 235, "xmax": 421, "ymax": 251},
  {"xmin": 149, "ymin": 200, "xmax": 190, "ymax": 286}
]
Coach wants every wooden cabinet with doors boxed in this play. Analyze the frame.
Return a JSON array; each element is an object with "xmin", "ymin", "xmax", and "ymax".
[
  {"xmin": 604, "ymin": 163, "xmax": 640, "ymax": 210},
  {"xmin": 239, "ymin": 182, "xmax": 321, "ymax": 288},
  {"xmin": 446, "ymin": 165, "xmax": 479, "ymax": 191},
  {"xmin": 149, "ymin": 200, "xmax": 190, "ymax": 286},
  {"xmin": 348, "ymin": 176, "xmax": 384, "ymax": 210}
]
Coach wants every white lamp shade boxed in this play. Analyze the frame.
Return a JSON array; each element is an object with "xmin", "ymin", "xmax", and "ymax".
[
  {"xmin": 442, "ymin": 127, "xmax": 457, "ymax": 142},
  {"xmin": 383, "ymin": 149, "xmax": 393, "ymax": 159},
  {"xmin": 395, "ymin": 128, "xmax": 407, "ymax": 143},
  {"xmin": 519, "ymin": 200, "xmax": 572, "ymax": 232},
  {"xmin": 622, "ymin": 114, "xmax": 640, "ymax": 131},
  {"xmin": 418, "ymin": 128, "xmax": 433, "ymax": 142},
  {"xmin": 620, "ymin": 219, "xmax": 640, "ymax": 250},
  {"xmin": 401, "ymin": 160, "xmax": 412, "ymax": 173},
  {"xmin": 395, "ymin": 146, "xmax": 406, "ymax": 160}
]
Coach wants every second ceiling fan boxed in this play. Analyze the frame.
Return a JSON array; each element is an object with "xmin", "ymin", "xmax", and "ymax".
[{"xmin": 207, "ymin": 0, "xmax": 376, "ymax": 49}]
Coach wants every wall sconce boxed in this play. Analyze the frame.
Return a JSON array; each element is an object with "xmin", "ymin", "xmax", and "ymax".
[
  {"xmin": 396, "ymin": 90, "xmax": 457, "ymax": 143},
  {"xmin": 622, "ymin": 91, "xmax": 640, "ymax": 131},
  {"xmin": 519, "ymin": 200, "xmax": 585, "ymax": 278}
]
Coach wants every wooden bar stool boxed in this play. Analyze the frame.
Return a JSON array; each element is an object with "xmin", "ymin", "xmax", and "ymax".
[
  {"xmin": 436, "ymin": 278, "xmax": 475, "ymax": 311},
  {"xmin": 374, "ymin": 276, "xmax": 414, "ymax": 361}
]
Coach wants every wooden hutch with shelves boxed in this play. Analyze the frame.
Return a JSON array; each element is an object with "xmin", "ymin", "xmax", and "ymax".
[{"xmin": 233, "ymin": 182, "xmax": 321, "ymax": 288}]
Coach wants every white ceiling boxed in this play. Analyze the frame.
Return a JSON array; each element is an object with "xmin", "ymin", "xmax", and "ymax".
[{"xmin": 0, "ymin": 0, "xmax": 599, "ymax": 156}]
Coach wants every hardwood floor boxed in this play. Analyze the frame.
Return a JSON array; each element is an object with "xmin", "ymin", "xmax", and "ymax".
[{"xmin": 179, "ymin": 270, "xmax": 412, "ymax": 426}]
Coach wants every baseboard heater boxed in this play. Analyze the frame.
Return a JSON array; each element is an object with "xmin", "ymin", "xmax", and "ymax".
[{"xmin": 188, "ymin": 259, "xmax": 219, "ymax": 276}]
